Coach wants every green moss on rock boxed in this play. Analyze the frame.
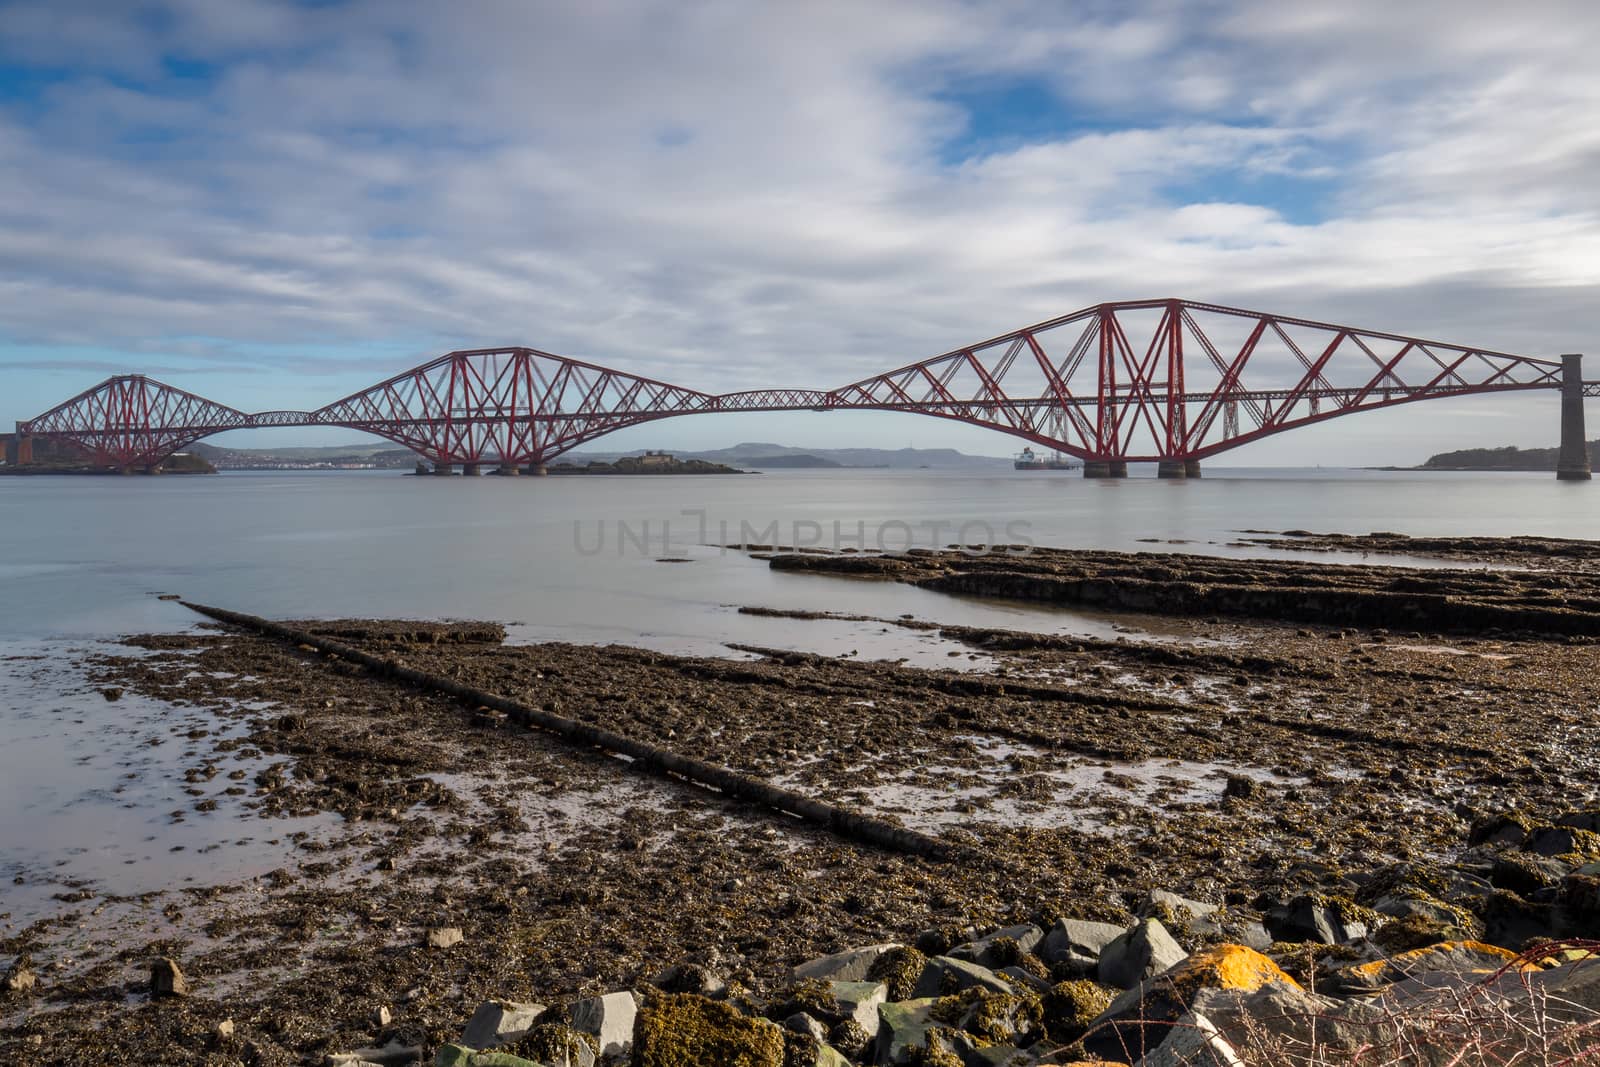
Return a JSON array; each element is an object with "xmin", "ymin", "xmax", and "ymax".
[{"xmin": 633, "ymin": 992, "xmax": 784, "ymax": 1067}]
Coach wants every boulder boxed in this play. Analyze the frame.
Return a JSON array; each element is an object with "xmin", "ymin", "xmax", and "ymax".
[
  {"xmin": 1143, "ymin": 890, "xmax": 1220, "ymax": 927},
  {"xmin": 783, "ymin": 1012, "xmax": 829, "ymax": 1042},
  {"xmin": 461, "ymin": 1001, "xmax": 545, "ymax": 1050},
  {"xmin": 1262, "ymin": 895, "xmax": 1369, "ymax": 945},
  {"xmin": 1040, "ymin": 919, "xmax": 1127, "ymax": 970},
  {"xmin": 1096, "ymin": 919, "xmax": 1187, "ymax": 990},
  {"xmin": 569, "ymin": 991, "xmax": 636, "ymax": 1057},
  {"xmin": 947, "ymin": 924, "xmax": 1044, "ymax": 969},
  {"xmin": 150, "ymin": 957, "xmax": 189, "ymax": 998},
  {"xmin": 632, "ymin": 992, "xmax": 784, "ymax": 1067},
  {"xmin": 1524, "ymin": 826, "xmax": 1600, "ymax": 859},
  {"xmin": 1136, "ymin": 1011, "xmax": 1243, "ymax": 1067},
  {"xmin": 1083, "ymin": 944, "xmax": 1296, "ymax": 1062},
  {"xmin": 874, "ymin": 999, "xmax": 932, "ymax": 1063},
  {"xmin": 997, "ymin": 966, "xmax": 1053, "ymax": 993},
  {"xmin": 794, "ymin": 944, "xmax": 901, "ymax": 984},
  {"xmin": 1189, "ymin": 981, "xmax": 1388, "ymax": 1060},
  {"xmin": 1331, "ymin": 940, "xmax": 1526, "ymax": 999},
  {"xmin": 912, "ymin": 955, "xmax": 1016, "ymax": 998}
]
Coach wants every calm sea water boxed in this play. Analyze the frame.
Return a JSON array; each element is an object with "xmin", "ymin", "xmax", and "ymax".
[
  {"xmin": 1, "ymin": 465, "xmax": 1595, "ymax": 917},
  {"xmin": 0, "ymin": 465, "xmax": 1595, "ymax": 647}
]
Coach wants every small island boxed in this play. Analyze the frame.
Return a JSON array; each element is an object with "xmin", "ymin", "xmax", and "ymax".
[
  {"xmin": 547, "ymin": 450, "xmax": 747, "ymax": 475},
  {"xmin": 1416, "ymin": 439, "xmax": 1600, "ymax": 471}
]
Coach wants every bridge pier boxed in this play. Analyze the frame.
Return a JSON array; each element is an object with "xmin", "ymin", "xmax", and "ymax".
[
  {"xmin": 494, "ymin": 464, "xmax": 522, "ymax": 476},
  {"xmin": 523, "ymin": 463, "xmax": 548, "ymax": 477},
  {"xmin": 462, "ymin": 463, "xmax": 483, "ymax": 477},
  {"xmin": 13, "ymin": 425, "xmax": 31, "ymax": 466},
  {"xmin": 1157, "ymin": 459, "xmax": 1188, "ymax": 479},
  {"xmin": 1557, "ymin": 353, "xmax": 1590, "ymax": 481},
  {"xmin": 1083, "ymin": 460, "xmax": 1129, "ymax": 479},
  {"xmin": 1185, "ymin": 459, "xmax": 1202, "ymax": 478},
  {"xmin": 432, "ymin": 462, "xmax": 453, "ymax": 476}
]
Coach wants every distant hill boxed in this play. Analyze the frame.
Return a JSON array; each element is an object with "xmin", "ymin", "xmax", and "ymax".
[
  {"xmin": 566, "ymin": 442, "xmax": 1012, "ymax": 469},
  {"xmin": 182, "ymin": 440, "xmax": 1015, "ymax": 470},
  {"xmin": 1421, "ymin": 441, "xmax": 1600, "ymax": 471}
]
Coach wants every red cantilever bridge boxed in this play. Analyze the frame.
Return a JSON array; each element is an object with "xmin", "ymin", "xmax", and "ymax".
[{"xmin": 11, "ymin": 299, "xmax": 1597, "ymax": 479}]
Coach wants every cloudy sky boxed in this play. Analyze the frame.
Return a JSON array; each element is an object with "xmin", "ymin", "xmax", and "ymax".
[{"xmin": 3, "ymin": 0, "xmax": 1598, "ymax": 464}]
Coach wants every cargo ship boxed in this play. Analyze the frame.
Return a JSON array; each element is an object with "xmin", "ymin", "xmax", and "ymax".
[{"xmin": 1014, "ymin": 447, "xmax": 1079, "ymax": 471}]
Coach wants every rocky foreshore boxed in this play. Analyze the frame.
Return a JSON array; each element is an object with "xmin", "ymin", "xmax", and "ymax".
[{"xmin": 9, "ymin": 540, "xmax": 1600, "ymax": 1065}]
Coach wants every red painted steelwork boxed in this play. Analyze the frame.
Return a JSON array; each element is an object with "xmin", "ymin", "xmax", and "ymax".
[{"xmin": 16, "ymin": 299, "xmax": 1577, "ymax": 469}]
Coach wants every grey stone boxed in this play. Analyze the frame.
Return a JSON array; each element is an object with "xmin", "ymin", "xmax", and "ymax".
[
  {"xmin": 947, "ymin": 923, "xmax": 1044, "ymax": 968},
  {"xmin": 461, "ymin": 1000, "xmax": 545, "ymax": 1050},
  {"xmin": 874, "ymin": 998, "xmax": 939, "ymax": 1065},
  {"xmin": 569, "ymin": 990, "xmax": 636, "ymax": 1057},
  {"xmin": 1040, "ymin": 918, "xmax": 1127, "ymax": 966},
  {"xmin": 1145, "ymin": 890, "xmax": 1220, "ymax": 922},
  {"xmin": 1264, "ymin": 895, "xmax": 1366, "ymax": 945},
  {"xmin": 1189, "ymin": 983, "xmax": 1385, "ymax": 1058},
  {"xmin": 1526, "ymin": 826, "xmax": 1590, "ymax": 857},
  {"xmin": 1096, "ymin": 919, "xmax": 1187, "ymax": 990},
  {"xmin": 997, "ymin": 965, "xmax": 1053, "ymax": 993},
  {"xmin": 784, "ymin": 1012, "xmax": 829, "ymax": 1042},
  {"xmin": 1137, "ymin": 1011, "xmax": 1244, "ymax": 1067},
  {"xmin": 911, "ymin": 955, "xmax": 1014, "ymax": 998},
  {"xmin": 793, "ymin": 943, "xmax": 900, "ymax": 983},
  {"xmin": 150, "ymin": 957, "xmax": 188, "ymax": 998},
  {"xmin": 826, "ymin": 979, "xmax": 888, "ymax": 1034}
]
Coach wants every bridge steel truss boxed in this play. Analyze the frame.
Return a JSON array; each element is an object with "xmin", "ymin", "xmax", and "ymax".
[{"xmin": 14, "ymin": 299, "xmax": 1584, "ymax": 472}]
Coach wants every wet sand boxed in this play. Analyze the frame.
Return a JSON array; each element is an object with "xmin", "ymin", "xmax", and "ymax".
[{"xmin": 5, "ymin": 539, "xmax": 1600, "ymax": 1064}]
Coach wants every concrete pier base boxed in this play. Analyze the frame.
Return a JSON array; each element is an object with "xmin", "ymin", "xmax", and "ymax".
[
  {"xmin": 462, "ymin": 463, "xmax": 483, "ymax": 477},
  {"xmin": 16, "ymin": 431, "xmax": 32, "ymax": 466},
  {"xmin": 432, "ymin": 463, "xmax": 453, "ymax": 476},
  {"xmin": 1184, "ymin": 459, "xmax": 1202, "ymax": 478},
  {"xmin": 1157, "ymin": 459, "xmax": 1188, "ymax": 479},
  {"xmin": 524, "ymin": 464, "xmax": 548, "ymax": 477},
  {"xmin": 494, "ymin": 465, "xmax": 522, "ymax": 476},
  {"xmin": 1084, "ymin": 460, "xmax": 1129, "ymax": 479},
  {"xmin": 1557, "ymin": 353, "xmax": 1591, "ymax": 480}
]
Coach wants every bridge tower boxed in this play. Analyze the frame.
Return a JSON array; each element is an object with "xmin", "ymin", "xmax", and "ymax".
[{"xmin": 1557, "ymin": 353, "xmax": 1590, "ymax": 480}]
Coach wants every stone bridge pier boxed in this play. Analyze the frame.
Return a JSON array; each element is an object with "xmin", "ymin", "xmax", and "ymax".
[{"xmin": 1558, "ymin": 353, "xmax": 1590, "ymax": 480}]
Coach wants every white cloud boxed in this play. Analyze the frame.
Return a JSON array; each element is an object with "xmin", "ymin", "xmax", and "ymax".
[{"xmin": 1, "ymin": 0, "xmax": 1598, "ymax": 465}]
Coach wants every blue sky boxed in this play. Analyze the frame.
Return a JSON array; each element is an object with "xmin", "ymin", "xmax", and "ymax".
[{"xmin": 1, "ymin": 0, "xmax": 1598, "ymax": 463}]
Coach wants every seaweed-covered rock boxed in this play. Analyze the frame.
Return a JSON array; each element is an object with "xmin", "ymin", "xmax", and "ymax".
[
  {"xmin": 435, "ymin": 1045, "xmax": 546, "ymax": 1067},
  {"xmin": 930, "ymin": 986, "xmax": 1042, "ymax": 1044},
  {"xmin": 911, "ymin": 956, "xmax": 1015, "ymax": 999},
  {"xmin": 1262, "ymin": 894, "xmax": 1373, "ymax": 945},
  {"xmin": 516, "ymin": 1023, "xmax": 596, "ymax": 1067},
  {"xmin": 632, "ymin": 992, "xmax": 785, "ymax": 1067},
  {"xmin": 1040, "ymin": 979, "xmax": 1116, "ymax": 1044},
  {"xmin": 865, "ymin": 946, "xmax": 928, "ymax": 1001},
  {"xmin": 794, "ymin": 944, "xmax": 901, "ymax": 984},
  {"xmin": 947, "ymin": 924, "xmax": 1044, "ymax": 969}
]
